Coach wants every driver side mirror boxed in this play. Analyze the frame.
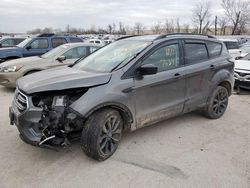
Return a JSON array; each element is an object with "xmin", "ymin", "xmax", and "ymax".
[
  {"xmin": 137, "ymin": 64, "xmax": 158, "ymax": 76},
  {"xmin": 57, "ymin": 56, "xmax": 66, "ymax": 62},
  {"xmin": 26, "ymin": 45, "xmax": 31, "ymax": 50},
  {"xmin": 0, "ymin": 44, "xmax": 2, "ymax": 48}
]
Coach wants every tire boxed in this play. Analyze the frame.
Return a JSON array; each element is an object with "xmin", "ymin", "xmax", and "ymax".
[
  {"xmin": 203, "ymin": 86, "xmax": 229, "ymax": 119},
  {"xmin": 81, "ymin": 109, "xmax": 123, "ymax": 161}
]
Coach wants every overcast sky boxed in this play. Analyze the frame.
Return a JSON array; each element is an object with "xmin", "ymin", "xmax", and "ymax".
[{"xmin": 0, "ymin": 0, "xmax": 224, "ymax": 33}]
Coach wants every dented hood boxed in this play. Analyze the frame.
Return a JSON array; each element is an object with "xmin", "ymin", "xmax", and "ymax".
[{"xmin": 17, "ymin": 66, "xmax": 112, "ymax": 94}]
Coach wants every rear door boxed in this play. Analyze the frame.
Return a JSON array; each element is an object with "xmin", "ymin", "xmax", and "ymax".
[
  {"xmin": 183, "ymin": 40, "xmax": 222, "ymax": 112},
  {"xmin": 133, "ymin": 40, "xmax": 186, "ymax": 128}
]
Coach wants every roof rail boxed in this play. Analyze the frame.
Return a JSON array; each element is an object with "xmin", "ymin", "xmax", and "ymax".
[
  {"xmin": 155, "ymin": 33, "xmax": 216, "ymax": 40},
  {"xmin": 116, "ymin": 35, "xmax": 139, "ymax": 41},
  {"xmin": 37, "ymin": 33, "xmax": 55, "ymax": 37}
]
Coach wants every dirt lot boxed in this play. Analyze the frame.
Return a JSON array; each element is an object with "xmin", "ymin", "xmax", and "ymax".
[{"xmin": 0, "ymin": 86, "xmax": 250, "ymax": 188}]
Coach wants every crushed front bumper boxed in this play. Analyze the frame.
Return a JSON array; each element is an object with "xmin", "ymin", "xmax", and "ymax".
[{"xmin": 9, "ymin": 90, "xmax": 43, "ymax": 146}]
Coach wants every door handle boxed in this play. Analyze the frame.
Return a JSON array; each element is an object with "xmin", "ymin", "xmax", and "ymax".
[
  {"xmin": 174, "ymin": 73, "xmax": 182, "ymax": 79},
  {"xmin": 210, "ymin": 64, "xmax": 215, "ymax": 70}
]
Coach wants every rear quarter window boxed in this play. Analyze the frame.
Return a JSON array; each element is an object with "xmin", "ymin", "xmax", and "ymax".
[
  {"xmin": 223, "ymin": 41, "xmax": 239, "ymax": 49},
  {"xmin": 184, "ymin": 42, "xmax": 209, "ymax": 64},
  {"xmin": 206, "ymin": 42, "xmax": 222, "ymax": 58}
]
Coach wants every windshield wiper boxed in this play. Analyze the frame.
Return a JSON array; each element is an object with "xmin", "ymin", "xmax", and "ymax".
[{"xmin": 110, "ymin": 52, "xmax": 141, "ymax": 72}]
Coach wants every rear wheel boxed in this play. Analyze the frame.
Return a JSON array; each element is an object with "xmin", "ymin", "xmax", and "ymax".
[
  {"xmin": 203, "ymin": 86, "xmax": 229, "ymax": 119},
  {"xmin": 81, "ymin": 109, "xmax": 123, "ymax": 161}
]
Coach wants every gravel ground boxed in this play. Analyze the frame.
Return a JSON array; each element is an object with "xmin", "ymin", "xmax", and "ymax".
[{"xmin": 0, "ymin": 86, "xmax": 249, "ymax": 188}]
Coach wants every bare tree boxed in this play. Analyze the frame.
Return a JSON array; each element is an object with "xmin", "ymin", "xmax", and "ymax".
[
  {"xmin": 164, "ymin": 19, "xmax": 175, "ymax": 33},
  {"xmin": 218, "ymin": 17, "xmax": 228, "ymax": 35},
  {"xmin": 151, "ymin": 21, "xmax": 163, "ymax": 34},
  {"xmin": 221, "ymin": 0, "xmax": 250, "ymax": 35},
  {"xmin": 118, "ymin": 22, "xmax": 126, "ymax": 35},
  {"xmin": 183, "ymin": 24, "xmax": 190, "ymax": 33},
  {"xmin": 214, "ymin": 16, "xmax": 218, "ymax": 35},
  {"xmin": 176, "ymin": 18, "xmax": 181, "ymax": 33},
  {"xmin": 134, "ymin": 22, "xmax": 145, "ymax": 35},
  {"xmin": 107, "ymin": 24, "xmax": 112, "ymax": 34},
  {"xmin": 192, "ymin": 1, "xmax": 211, "ymax": 34}
]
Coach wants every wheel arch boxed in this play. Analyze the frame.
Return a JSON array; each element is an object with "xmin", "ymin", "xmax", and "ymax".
[
  {"xmin": 84, "ymin": 102, "xmax": 134, "ymax": 132},
  {"xmin": 23, "ymin": 69, "xmax": 42, "ymax": 76}
]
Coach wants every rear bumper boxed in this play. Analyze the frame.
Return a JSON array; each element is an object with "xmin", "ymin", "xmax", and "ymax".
[{"xmin": 0, "ymin": 72, "xmax": 20, "ymax": 88}]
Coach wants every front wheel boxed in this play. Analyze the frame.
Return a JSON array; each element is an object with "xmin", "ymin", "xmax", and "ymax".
[
  {"xmin": 203, "ymin": 86, "xmax": 229, "ymax": 119},
  {"xmin": 81, "ymin": 109, "xmax": 123, "ymax": 161}
]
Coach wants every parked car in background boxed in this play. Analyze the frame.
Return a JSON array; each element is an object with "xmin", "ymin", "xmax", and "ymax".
[
  {"xmin": 0, "ymin": 34, "xmax": 83, "ymax": 63},
  {"xmin": 219, "ymin": 38, "xmax": 242, "ymax": 59},
  {"xmin": 9, "ymin": 34, "xmax": 234, "ymax": 161},
  {"xmin": 89, "ymin": 39, "xmax": 105, "ymax": 45},
  {"xmin": 239, "ymin": 43, "xmax": 250, "ymax": 57},
  {"xmin": 0, "ymin": 43, "xmax": 101, "ymax": 88},
  {"xmin": 234, "ymin": 53, "xmax": 250, "ymax": 90},
  {"xmin": 0, "ymin": 37, "xmax": 26, "ymax": 48}
]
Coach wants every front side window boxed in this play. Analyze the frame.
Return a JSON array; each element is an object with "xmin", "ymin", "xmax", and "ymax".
[
  {"xmin": 1, "ymin": 39, "xmax": 14, "ymax": 46},
  {"xmin": 185, "ymin": 43, "xmax": 208, "ymax": 64},
  {"xmin": 30, "ymin": 39, "xmax": 48, "ymax": 49},
  {"xmin": 142, "ymin": 44, "xmax": 180, "ymax": 72},
  {"xmin": 63, "ymin": 47, "xmax": 87, "ymax": 59},
  {"xmin": 52, "ymin": 38, "xmax": 67, "ymax": 48}
]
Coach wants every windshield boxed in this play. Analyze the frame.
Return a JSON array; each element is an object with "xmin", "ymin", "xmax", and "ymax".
[
  {"xmin": 16, "ymin": 38, "xmax": 32, "ymax": 48},
  {"xmin": 73, "ymin": 40, "xmax": 151, "ymax": 72},
  {"xmin": 41, "ymin": 45, "xmax": 69, "ymax": 59},
  {"xmin": 241, "ymin": 53, "xmax": 250, "ymax": 60}
]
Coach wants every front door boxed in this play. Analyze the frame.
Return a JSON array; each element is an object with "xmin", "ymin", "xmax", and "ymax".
[
  {"xmin": 134, "ymin": 41, "xmax": 186, "ymax": 128},
  {"xmin": 23, "ymin": 38, "xmax": 50, "ymax": 57}
]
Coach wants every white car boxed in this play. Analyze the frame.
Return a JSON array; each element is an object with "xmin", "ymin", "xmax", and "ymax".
[
  {"xmin": 219, "ymin": 39, "xmax": 242, "ymax": 59},
  {"xmin": 234, "ymin": 54, "xmax": 250, "ymax": 90},
  {"xmin": 88, "ymin": 39, "xmax": 105, "ymax": 45}
]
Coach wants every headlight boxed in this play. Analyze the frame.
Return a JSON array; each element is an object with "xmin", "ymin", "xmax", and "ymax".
[{"xmin": 0, "ymin": 65, "xmax": 22, "ymax": 73}]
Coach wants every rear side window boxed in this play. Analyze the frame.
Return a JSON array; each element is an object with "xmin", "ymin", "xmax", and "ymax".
[
  {"xmin": 185, "ymin": 43, "xmax": 208, "ymax": 64},
  {"xmin": 206, "ymin": 42, "xmax": 222, "ymax": 58},
  {"xmin": 52, "ymin": 38, "xmax": 67, "ymax": 48},
  {"xmin": 90, "ymin": 46, "xmax": 99, "ymax": 53},
  {"xmin": 223, "ymin": 41, "xmax": 239, "ymax": 49},
  {"xmin": 70, "ymin": 38, "xmax": 82, "ymax": 43}
]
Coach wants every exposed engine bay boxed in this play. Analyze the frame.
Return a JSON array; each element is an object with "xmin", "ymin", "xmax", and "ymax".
[{"xmin": 30, "ymin": 89, "xmax": 87, "ymax": 147}]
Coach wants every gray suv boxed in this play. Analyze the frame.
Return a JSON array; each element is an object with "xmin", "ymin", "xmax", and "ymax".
[{"xmin": 9, "ymin": 34, "xmax": 234, "ymax": 161}]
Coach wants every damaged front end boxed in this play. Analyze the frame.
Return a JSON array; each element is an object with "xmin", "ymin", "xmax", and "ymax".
[{"xmin": 10, "ymin": 88, "xmax": 87, "ymax": 148}]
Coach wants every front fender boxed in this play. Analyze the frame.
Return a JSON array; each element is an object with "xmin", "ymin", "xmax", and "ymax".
[{"xmin": 0, "ymin": 49, "xmax": 23, "ymax": 59}]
